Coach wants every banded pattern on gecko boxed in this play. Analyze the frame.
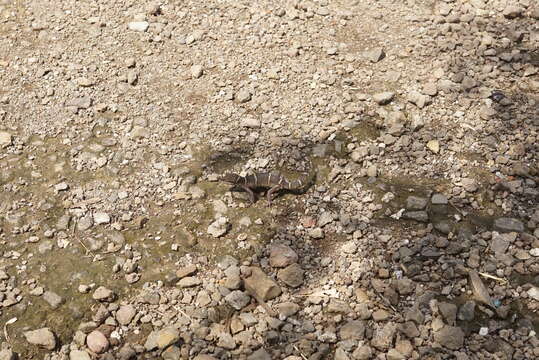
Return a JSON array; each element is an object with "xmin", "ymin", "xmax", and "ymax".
[{"xmin": 221, "ymin": 171, "xmax": 315, "ymax": 205}]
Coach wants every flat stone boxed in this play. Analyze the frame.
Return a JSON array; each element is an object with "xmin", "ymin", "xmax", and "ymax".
[
  {"xmin": 177, "ymin": 276, "xmax": 202, "ymax": 288},
  {"xmin": 461, "ymin": 178, "xmax": 478, "ymax": 192},
  {"xmin": 128, "ymin": 21, "xmax": 149, "ymax": 32},
  {"xmin": 422, "ymin": 83, "xmax": 438, "ymax": 96},
  {"xmin": 278, "ymin": 263, "xmax": 304, "ymax": 288},
  {"xmin": 87, "ymin": 330, "xmax": 109, "ymax": 354},
  {"xmin": 92, "ymin": 286, "xmax": 114, "ymax": 302},
  {"xmin": 176, "ymin": 264, "xmax": 197, "ymax": 278},
  {"xmin": 431, "ymin": 193, "xmax": 448, "ymax": 205},
  {"xmin": 328, "ymin": 298, "xmax": 351, "ymax": 314},
  {"xmin": 116, "ymin": 305, "xmax": 136, "ymax": 325},
  {"xmin": 438, "ymin": 302, "xmax": 457, "ymax": 325},
  {"xmin": 275, "ymin": 302, "xmax": 300, "ymax": 317},
  {"xmin": 24, "ymin": 328, "xmax": 56, "ymax": 350},
  {"xmin": 494, "ymin": 218, "xmax": 524, "ymax": 233},
  {"xmin": 503, "ymin": 6, "xmax": 523, "ymax": 18},
  {"xmin": 207, "ymin": 217, "xmax": 230, "ymax": 237},
  {"xmin": 66, "ymin": 96, "xmax": 92, "ymax": 109},
  {"xmin": 162, "ymin": 346, "xmax": 181, "ymax": 360},
  {"xmin": 156, "ymin": 327, "xmax": 180, "ymax": 349},
  {"xmin": 373, "ymin": 92, "xmax": 394, "ymax": 105},
  {"xmin": 93, "ymin": 212, "xmax": 110, "ymax": 225},
  {"xmin": 434, "ymin": 325, "xmax": 464, "ymax": 350},
  {"xmin": 403, "ymin": 211, "xmax": 429, "ymax": 222},
  {"xmin": 193, "ymin": 356, "xmax": 218, "ymax": 360},
  {"xmin": 363, "ymin": 47, "xmax": 385, "ymax": 62},
  {"xmin": 236, "ymin": 88, "xmax": 252, "ymax": 103},
  {"xmin": 240, "ymin": 117, "xmax": 261, "ymax": 128},
  {"xmin": 0, "ymin": 132, "xmax": 12, "ymax": 148},
  {"xmin": 244, "ymin": 266, "xmax": 282, "ymax": 301},
  {"xmin": 43, "ymin": 291, "xmax": 64, "ymax": 309},
  {"xmin": 387, "ymin": 349, "xmax": 405, "ymax": 360},
  {"xmin": 269, "ymin": 244, "xmax": 298, "ymax": 268},
  {"xmin": 457, "ymin": 300, "xmax": 476, "ymax": 321},
  {"xmin": 353, "ymin": 345, "xmax": 373, "ymax": 360},
  {"xmin": 406, "ymin": 196, "xmax": 428, "ymax": 210}
]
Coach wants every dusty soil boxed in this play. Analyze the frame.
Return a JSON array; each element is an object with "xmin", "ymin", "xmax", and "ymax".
[{"xmin": 0, "ymin": 0, "xmax": 538, "ymax": 359}]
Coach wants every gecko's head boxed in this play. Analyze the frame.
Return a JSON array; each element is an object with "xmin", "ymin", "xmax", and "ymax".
[{"xmin": 220, "ymin": 173, "xmax": 240, "ymax": 184}]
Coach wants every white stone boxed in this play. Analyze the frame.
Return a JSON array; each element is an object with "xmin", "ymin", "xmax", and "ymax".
[{"xmin": 128, "ymin": 21, "xmax": 149, "ymax": 32}]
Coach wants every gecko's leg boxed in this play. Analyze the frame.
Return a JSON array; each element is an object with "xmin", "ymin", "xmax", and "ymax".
[
  {"xmin": 241, "ymin": 185, "xmax": 256, "ymax": 204},
  {"xmin": 267, "ymin": 186, "xmax": 281, "ymax": 206}
]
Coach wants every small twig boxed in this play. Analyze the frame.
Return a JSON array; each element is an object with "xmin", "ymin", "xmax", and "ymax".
[
  {"xmin": 174, "ymin": 306, "xmax": 192, "ymax": 322},
  {"xmin": 479, "ymin": 272, "xmax": 508, "ymax": 285},
  {"xmin": 4, "ymin": 317, "xmax": 17, "ymax": 343},
  {"xmin": 293, "ymin": 345, "xmax": 309, "ymax": 360}
]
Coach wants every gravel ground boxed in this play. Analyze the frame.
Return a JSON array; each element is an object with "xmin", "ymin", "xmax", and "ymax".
[{"xmin": 0, "ymin": 0, "xmax": 538, "ymax": 359}]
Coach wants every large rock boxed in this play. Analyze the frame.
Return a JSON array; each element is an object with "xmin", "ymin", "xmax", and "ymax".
[
  {"xmin": 0, "ymin": 131, "xmax": 12, "ymax": 148},
  {"xmin": 269, "ymin": 244, "xmax": 298, "ymax": 268},
  {"xmin": 371, "ymin": 322, "xmax": 397, "ymax": 350},
  {"xmin": 86, "ymin": 330, "xmax": 109, "ymax": 353},
  {"xmin": 116, "ymin": 304, "xmax": 136, "ymax": 325},
  {"xmin": 225, "ymin": 290, "xmax": 251, "ymax": 310},
  {"xmin": 24, "ymin": 328, "xmax": 56, "ymax": 350},
  {"xmin": 244, "ymin": 267, "xmax": 281, "ymax": 301},
  {"xmin": 92, "ymin": 286, "xmax": 115, "ymax": 301},
  {"xmin": 434, "ymin": 325, "xmax": 464, "ymax": 350},
  {"xmin": 339, "ymin": 320, "xmax": 366, "ymax": 340}
]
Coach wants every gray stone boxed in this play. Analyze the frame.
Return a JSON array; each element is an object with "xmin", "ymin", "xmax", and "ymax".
[
  {"xmin": 461, "ymin": 178, "xmax": 478, "ymax": 192},
  {"xmin": 207, "ymin": 217, "xmax": 230, "ymax": 237},
  {"xmin": 403, "ymin": 211, "xmax": 429, "ymax": 222},
  {"xmin": 225, "ymin": 290, "xmax": 251, "ymax": 310},
  {"xmin": 434, "ymin": 325, "xmax": 464, "ymax": 350},
  {"xmin": 406, "ymin": 196, "xmax": 428, "ymax": 210},
  {"xmin": 269, "ymin": 244, "xmax": 298, "ymax": 268},
  {"xmin": 248, "ymin": 349, "xmax": 271, "ymax": 360},
  {"xmin": 278, "ymin": 263, "xmax": 304, "ymax": 288},
  {"xmin": 244, "ymin": 267, "xmax": 281, "ymax": 301},
  {"xmin": 275, "ymin": 302, "xmax": 300, "ymax": 317},
  {"xmin": 217, "ymin": 255, "xmax": 239, "ymax": 270},
  {"xmin": 457, "ymin": 300, "xmax": 476, "ymax": 321},
  {"xmin": 217, "ymin": 332, "xmax": 236, "ymax": 349},
  {"xmin": 438, "ymin": 302, "xmax": 457, "ymax": 325},
  {"xmin": 24, "ymin": 328, "xmax": 56, "ymax": 350},
  {"xmin": 491, "ymin": 234, "xmax": 509, "ymax": 254},
  {"xmin": 431, "ymin": 193, "xmax": 448, "ymax": 205},
  {"xmin": 494, "ymin": 218, "xmax": 524, "ymax": 233},
  {"xmin": 328, "ymin": 298, "xmax": 351, "ymax": 314},
  {"xmin": 43, "ymin": 291, "xmax": 64, "ymax": 309},
  {"xmin": 373, "ymin": 92, "xmax": 394, "ymax": 105}
]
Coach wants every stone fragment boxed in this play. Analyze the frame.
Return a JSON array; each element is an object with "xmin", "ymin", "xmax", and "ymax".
[
  {"xmin": 406, "ymin": 196, "xmax": 428, "ymax": 210},
  {"xmin": 275, "ymin": 302, "xmax": 300, "ymax": 317},
  {"xmin": 66, "ymin": 96, "xmax": 92, "ymax": 109},
  {"xmin": 93, "ymin": 286, "xmax": 114, "ymax": 302},
  {"xmin": 176, "ymin": 264, "xmax": 197, "ymax": 278},
  {"xmin": 363, "ymin": 47, "xmax": 385, "ymax": 62},
  {"xmin": 194, "ymin": 356, "xmax": 218, "ymax": 360},
  {"xmin": 236, "ymin": 88, "xmax": 252, "ymax": 103},
  {"xmin": 461, "ymin": 178, "xmax": 478, "ymax": 192},
  {"xmin": 438, "ymin": 302, "xmax": 457, "ymax": 325},
  {"xmin": 191, "ymin": 65, "xmax": 203, "ymax": 79},
  {"xmin": 0, "ymin": 349, "xmax": 16, "ymax": 360},
  {"xmin": 24, "ymin": 328, "xmax": 56, "ymax": 350},
  {"xmin": 431, "ymin": 193, "xmax": 448, "ymax": 205},
  {"xmin": 527, "ymin": 287, "xmax": 539, "ymax": 301},
  {"xmin": 156, "ymin": 327, "xmax": 180, "ymax": 349},
  {"xmin": 403, "ymin": 211, "xmax": 429, "ymax": 222},
  {"xmin": 371, "ymin": 322, "xmax": 397, "ymax": 350},
  {"xmin": 244, "ymin": 267, "xmax": 282, "ymax": 301},
  {"xmin": 177, "ymin": 276, "xmax": 202, "ymax": 288},
  {"xmin": 457, "ymin": 300, "xmax": 476, "ymax": 321},
  {"xmin": 248, "ymin": 349, "xmax": 271, "ymax": 360},
  {"xmin": 434, "ymin": 325, "xmax": 464, "ymax": 350},
  {"xmin": 241, "ymin": 117, "xmax": 261, "ymax": 128},
  {"xmin": 43, "ymin": 291, "xmax": 64, "ymax": 309},
  {"xmin": 128, "ymin": 21, "xmax": 149, "ymax": 32},
  {"xmin": 269, "ymin": 244, "xmax": 298, "ymax": 268},
  {"xmin": 503, "ymin": 6, "xmax": 523, "ymax": 18},
  {"xmin": 93, "ymin": 212, "xmax": 110, "ymax": 225},
  {"xmin": 427, "ymin": 140, "xmax": 440, "ymax": 153},
  {"xmin": 373, "ymin": 92, "xmax": 394, "ymax": 105},
  {"xmin": 408, "ymin": 90, "xmax": 432, "ymax": 108},
  {"xmin": 0, "ymin": 132, "xmax": 12, "ymax": 148},
  {"xmin": 353, "ymin": 345, "xmax": 373, "ymax": 360},
  {"xmin": 225, "ymin": 290, "xmax": 251, "ymax": 310},
  {"xmin": 207, "ymin": 217, "xmax": 230, "ymax": 238},
  {"xmin": 278, "ymin": 263, "xmax": 304, "ymax": 288}
]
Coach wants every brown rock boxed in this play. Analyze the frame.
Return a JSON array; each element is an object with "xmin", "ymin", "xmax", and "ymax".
[{"xmin": 244, "ymin": 266, "xmax": 282, "ymax": 301}]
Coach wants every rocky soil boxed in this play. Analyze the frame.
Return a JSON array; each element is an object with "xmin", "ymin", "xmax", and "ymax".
[{"xmin": 0, "ymin": 0, "xmax": 538, "ymax": 359}]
